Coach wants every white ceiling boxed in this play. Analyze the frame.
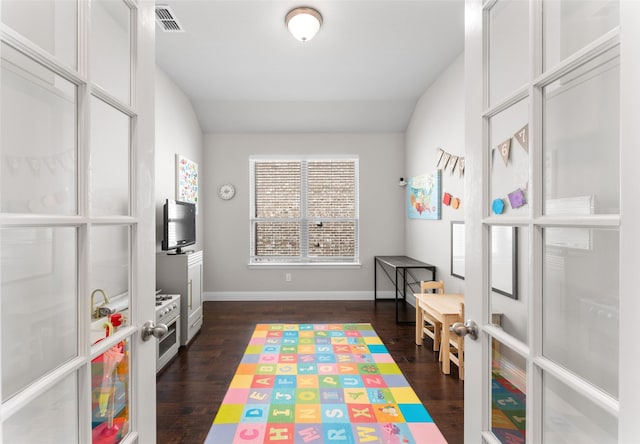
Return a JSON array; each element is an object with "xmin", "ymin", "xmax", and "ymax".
[{"xmin": 154, "ymin": 1, "xmax": 465, "ymax": 133}]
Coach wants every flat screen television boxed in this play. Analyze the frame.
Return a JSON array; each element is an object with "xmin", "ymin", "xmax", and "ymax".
[{"xmin": 162, "ymin": 199, "xmax": 196, "ymax": 254}]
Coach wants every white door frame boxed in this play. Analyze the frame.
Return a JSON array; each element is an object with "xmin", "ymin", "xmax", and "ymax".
[{"xmin": 132, "ymin": 0, "xmax": 158, "ymax": 440}]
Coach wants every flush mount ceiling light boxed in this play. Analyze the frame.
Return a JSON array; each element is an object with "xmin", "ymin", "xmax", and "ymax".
[{"xmin": 285, "ymin": 7, "xmax": 323, "ymax": 42}]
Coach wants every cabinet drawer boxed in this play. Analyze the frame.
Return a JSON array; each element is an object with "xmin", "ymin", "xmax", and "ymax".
[{"xmin": 187, "ymin": 315, "xmax": 203, "ymax": 342}]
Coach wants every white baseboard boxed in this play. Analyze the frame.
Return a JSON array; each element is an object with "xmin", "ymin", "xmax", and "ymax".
[{"xmin": 204, "ymin": 290, "xmax": 408, "ymax": 302}]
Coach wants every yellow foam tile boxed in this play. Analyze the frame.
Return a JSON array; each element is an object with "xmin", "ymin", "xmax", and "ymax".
[
  {"xmin": 229, "ymin": 374, "xmax": 254, "ymax": 389},
  {"xmin": 376, "ymin": 363, "xmax": 402, "ymax": 374},
  {"xmin": 364, "ymin": 337, "xmax": 383, "ymax": 345},
  {"xmin": 390, "ymin": 387, "xmax": 421, "ymax": 404},
  {"xmin": 245, "ymin": 345, "xmax": 263, "ymax": 354},
  {"xmin": 213, "ymin": 404, "xmax": 244, "ymax": 424}
]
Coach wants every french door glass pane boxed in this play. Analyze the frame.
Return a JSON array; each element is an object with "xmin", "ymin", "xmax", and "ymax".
[
  {"xmin": 1, "ymin": 227, "xmax": 77, "ymax": 401},
  {"xmin": 91, "ymin": 338, "xmax": 131, "ymax": 443},
  {"xmin": 489, "ymin": 99, "xmax": 529, "ymax": 218},
  {"xmin": 488, "ymin": 0, "xmax": 529, "ymax": 106},
  {"xmin": 90, "ymin": 225, "xmax": 131, "ymax": 333},
  {"xmin": 90, "ymin": 96, "xmax": 130, "ymax": 216},
  {"xmin": 3, "ymin": 372, "xmax": 78, "ymax": 444},
  {"xmin": 91, "ymin": 0, "xmax": 131, "ymax": 104},
  {"xmin": 491, "ymin": 339, "xmax": 526, "ymax": 444},
  {"xmin": 543, "ymin": 0, "xmax": 619, "ymax": 71},
  {"xmin": 1, "ymin": 0, "xmax": 77, "ymax": 69},
  {"xmin": 490, "ymin": 226, "xmax": 528, "ymax": 344},
  {"xmin": 543, "ymin": 48, "xmax": 619, "ymax": 216},
  {"xmin": 543, "ymin": 227, "xmax": 619, "ymax": 397},
  {"xmin": 543, "ymin": 371, "xmax": 617, "ymax": 443},
  {"xmin": 1, "ymin": 43, "xmax": 77, "ymax": 215}
]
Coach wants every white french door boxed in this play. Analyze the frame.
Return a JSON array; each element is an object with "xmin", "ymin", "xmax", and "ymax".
[
  {"xmin": 464, "ymin": 0, "xmax": 640, "ymax": 443},
  {"xmin": 0, "ymin": 1, "xmax": 157, "ymax": 443}
]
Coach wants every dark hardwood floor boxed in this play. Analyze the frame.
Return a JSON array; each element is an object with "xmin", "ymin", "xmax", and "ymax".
[{"xmin": 156, "ymin": 300, "xmax": 464, "ymax": 443}]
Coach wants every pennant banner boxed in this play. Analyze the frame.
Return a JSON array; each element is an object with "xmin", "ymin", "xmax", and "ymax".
[
  {"xmin": 492, "ymin": 123, "xmax": 529, "ymax": 167},
  {"xmin": 435, "ymin": 148, "xmax": 464, "ymax": 178}
]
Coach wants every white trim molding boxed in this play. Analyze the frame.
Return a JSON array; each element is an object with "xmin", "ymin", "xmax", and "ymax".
[{"xmin": 204, "ymin": 290, "xmax": 398, "ymax": 302}]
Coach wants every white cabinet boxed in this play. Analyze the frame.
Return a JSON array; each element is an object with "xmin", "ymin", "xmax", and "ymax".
[{"xmin": 156, "ymin": 250, "xmax": 203, "ymax": 345}]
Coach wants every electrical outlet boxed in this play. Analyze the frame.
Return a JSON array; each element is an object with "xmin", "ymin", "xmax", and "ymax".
[{"xmin": 285, "ymin": 273, "xmax": 292, "ymax": 282}]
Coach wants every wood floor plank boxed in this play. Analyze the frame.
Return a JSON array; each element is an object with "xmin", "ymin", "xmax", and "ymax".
[{"xmin": 156, "ymin": 301, "xmax": 464, "ymax": 443}]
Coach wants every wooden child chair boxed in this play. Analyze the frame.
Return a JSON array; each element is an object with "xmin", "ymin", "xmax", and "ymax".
[
  {"xmin": 441, "ymin": 301, "xmax": 465, "ymax": 380},
  {"xmin": 416, "ymin": 280, "xmax": 445, "ymax": 351}
]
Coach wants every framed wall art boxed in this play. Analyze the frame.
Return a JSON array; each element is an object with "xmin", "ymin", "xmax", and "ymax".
[
  {"xmin": 407, "ymin": 170, "xmax": 441, "ymax": 220},
  {"xmin": 176, "ymin": 154, "xmax": 198, "ymax": 210}
]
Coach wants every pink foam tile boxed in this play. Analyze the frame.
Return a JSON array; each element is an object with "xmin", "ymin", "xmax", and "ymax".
[
  {"xmin": 232, "ymin": 423, "xmax": 266, "ymax": 444},
  {"xmin": 249, "ymin": 337, "xmax": 266, "ymax": 345},
  {"xmin": 408, "ymin": 423, "xmax": 448, "ymax": 443},
  {"xmin": 221, "ymin": 388, "xmax": 250, "ymax": 405},
  {"xmin": 372, "ymin": 353, "xmax": 395, "ymax": 363}
]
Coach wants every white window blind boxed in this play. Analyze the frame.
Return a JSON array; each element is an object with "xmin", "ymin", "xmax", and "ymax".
[{"xmin": 250, "ymin": 157, "xmax": 359, "ymax": 264}]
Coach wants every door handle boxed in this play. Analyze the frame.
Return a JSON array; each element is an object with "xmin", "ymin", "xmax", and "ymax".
[
  {"xmin": 450, "ymin": 320, "xmax": 479, "ymax": 340},
  {"xmin": 141, "ymin": 321, "xmax": 168, "ymax": 341}
]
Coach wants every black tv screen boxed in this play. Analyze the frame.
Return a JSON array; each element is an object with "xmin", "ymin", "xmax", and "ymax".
[{"xmin": 162, "ymin": 199, "xmax": 196, "ymax": 254}]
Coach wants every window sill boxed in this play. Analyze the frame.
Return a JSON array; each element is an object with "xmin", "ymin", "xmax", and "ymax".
[{"xmin": 248, "ymin": 262, "xmax": 362, "ymax": 270}]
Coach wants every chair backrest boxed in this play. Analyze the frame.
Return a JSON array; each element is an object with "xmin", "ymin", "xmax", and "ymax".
[{"xmin": 420, "ymin": 280, "xmax": 445, "ymax": 294}]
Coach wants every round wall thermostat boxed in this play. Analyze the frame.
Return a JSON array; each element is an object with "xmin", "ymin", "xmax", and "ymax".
[{"xmin": 218, "ymin": 183, "xmax": 236, "ymax": 200}]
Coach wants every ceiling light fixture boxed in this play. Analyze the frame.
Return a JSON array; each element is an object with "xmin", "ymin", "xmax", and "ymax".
[{"xmin": 285, "ymin": 7, "xmax": 323, "ymax": 42}]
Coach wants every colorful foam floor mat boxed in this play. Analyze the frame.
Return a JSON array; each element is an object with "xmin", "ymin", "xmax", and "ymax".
[
  {"xmin": 205, "ymin": 323, "xmax": 447, "ymax": 444},
  {"xmin": 491, "ymin": 371, "xmax": 526, "ymax": 443}
]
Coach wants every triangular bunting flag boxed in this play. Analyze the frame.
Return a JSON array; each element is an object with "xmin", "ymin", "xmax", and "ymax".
[
  {"xmin": 458, "ymin": 157, "xmax": 465, "ymax": 177},
  {"xmin": 441, "ymin": 152, "xmax": 451, "ymax": 170},
  {"xmin": 448, "ymin": 156, "xmax": 458, "ymax": 175},
  {"xmin": 436, "ymin": 148, "xmax": 445, "ymax": 168},
  {"xmin": 27, "ymin": 157, "xmax": 41, "ymax": 174},
  {"xmin": 498, "ymin": 138, "xmax": 511, "ymax": 166},
  {"xmin": 514, "ymin": 124, "xmax": 528, "ymax": 153}
]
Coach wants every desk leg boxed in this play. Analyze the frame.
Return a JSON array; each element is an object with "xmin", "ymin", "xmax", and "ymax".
[
  {"xmin": 374, "ymin": 258, "xmax": 378, "ymax": 302},
  {"xmin": 415, "ymin": 300, "xmax": 423, "ymax": 346},
  {"xmin": 441, "ymin": 316, "xmax": 451, "ymax": 375},
  {"xmin": 395, "ymin": 267, "xmax": 399, "ymax": 323}
]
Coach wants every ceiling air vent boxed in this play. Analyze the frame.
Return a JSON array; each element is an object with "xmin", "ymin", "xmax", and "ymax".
[{"xmin": 155, "ymin": 5, "xmax": 184, "ymax": 32}]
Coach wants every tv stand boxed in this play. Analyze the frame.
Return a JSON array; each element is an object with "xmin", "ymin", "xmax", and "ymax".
[
  {"xmin": 156, "ymin": 250, "xmax": 203, "ymax": 345},
  {"xmin": 168, "ymin": 247, "xmax": 193, "ymax": 255}
]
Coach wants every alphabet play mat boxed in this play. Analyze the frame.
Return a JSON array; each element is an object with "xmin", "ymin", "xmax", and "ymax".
[{"xmin": 205, "ymin": 323, "xmax": 447, "ymax": 443}]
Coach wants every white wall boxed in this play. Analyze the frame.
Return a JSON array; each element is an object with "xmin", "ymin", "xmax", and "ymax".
[
  {"xmin": 154, "ymin": 67, "xmax": 205, "ymax": 254},
  {"xmin": 404, "ymin": 53, "xmax": 466, "ymax": 296},
  {"xmin": 204, "ymin": 132, "xmax": 405, "ymax": 300},
  {"xmin": 405, "ymin": 52, "xmax": 529, "ymax": 342}
]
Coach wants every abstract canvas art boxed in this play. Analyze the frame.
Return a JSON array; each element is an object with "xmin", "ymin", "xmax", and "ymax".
[{"xmin": 176, "ymin": 154, "xmax": 198, "ymax": 208}]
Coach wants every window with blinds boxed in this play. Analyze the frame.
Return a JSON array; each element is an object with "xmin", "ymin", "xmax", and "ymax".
[{"xmin": 250, "ymin": 157, "xmax": 359, "ymax": 264}]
